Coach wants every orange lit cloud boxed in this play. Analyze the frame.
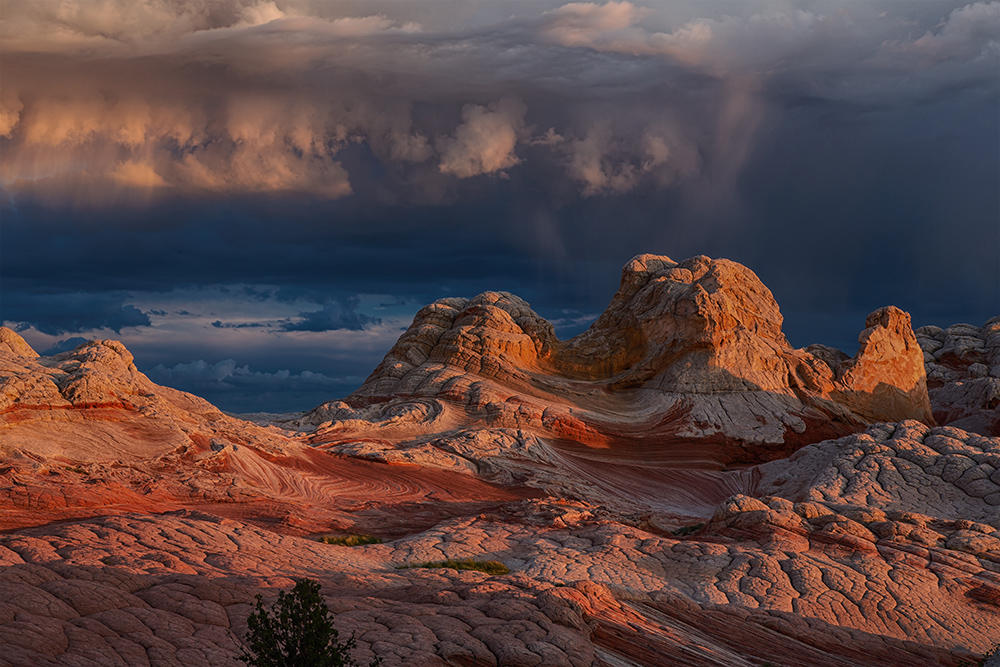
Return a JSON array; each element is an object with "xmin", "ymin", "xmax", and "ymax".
[
  {"xmin": 0, "ymin": 1, "xmax": 995, "ymax": 203},
  {"xmin": 438, "ymin": 98, "xmax": 527, "ymax": 178},
  {"xmin": 111, "ymin": 161, "xmax": 168, "ymax": 188}
]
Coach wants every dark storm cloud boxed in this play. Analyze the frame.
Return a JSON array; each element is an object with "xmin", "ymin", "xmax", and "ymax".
[
  {"xmin": 211, "ymin": 320, "xmax": 271, "ymax": 329},
  {"xmin": 1, "ymin": 1, "xmax": 996, "ymax": 411},
  {"xmin": 204, "ymin": 297, "xmax": 382, "ymax": 332},
  {"xmin": 2, "ymin": 1, "xmax": 995, "ymax": 203},
  {"xmin": 279, "ymin": 300, "xmax": 382, "ymax": 332},
  {"xmin": 41, "ymin": 337, "xmax": 89, "ymax": 356},
  {"xmin": 1, "ymin": 292, "xmax": 152, "ymax": 335},
  {"xmin": 147, "ymin": 359, "xmax": 346, "ymax": 388},
  {"xmin": 145, "ymin": 358, "xmax": 364, "ymax": 413}
]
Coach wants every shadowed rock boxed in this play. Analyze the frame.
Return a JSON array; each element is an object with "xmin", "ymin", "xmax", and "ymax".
[{"xmin": 917, "ymin": 317, "xmax": 1000, "ymax": 436}]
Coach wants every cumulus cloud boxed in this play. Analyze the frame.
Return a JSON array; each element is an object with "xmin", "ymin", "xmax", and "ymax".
[
  {"xmin": 1, "ymin": 87, "xmax": 353, "ymax": 198},
  {"xmin": 539, "ymin": 1, "xmax": 825, "ymax": 67},
  {"xmin": 880, "ymin": 1, "xmax": 1000, "ymax": 65},
  {"xmin": 0, "ymin": 96, "xmax": 23, "ymax": 138},
  {"xmin": 539, "ymin": 1, "xmax": 649, "ymax": 51},
  {"xmin": 239, "ymin": 1, "xmax": 285, "ymax": 27},
  {"xmin": 539, "ymin": 2, "xmax": 999, "ymax": 94},
  {"xmin": 565, "ymin": 124, "xmax": 638, "ymax": 195},
  {"xmin": 0, "ymin": 0, "xmax": 995, "ymax": 203},
  {"xmin": 438, "ymin": 98, "xmax": 527, "ymax": 178},
  {"xmin": 562, "ymin": 122, "xmax": 699, "ymax": 195},
  {"xmin": 111, "ymin": 161, "xmax": 168, "ymax": 188},
  {"xmin": 0, "ymin": 0, "xmax": 268, "ymax": 52}
]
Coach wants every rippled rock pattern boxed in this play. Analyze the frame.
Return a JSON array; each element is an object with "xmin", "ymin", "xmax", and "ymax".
[
  {"xmin": 0, "ymin": 477, "xmax": 995, "ymax": 667},
  {"xmin": 304, "ymin": 255, "xmax": 933, "ymax": 503},
  {"xmin": 1, "ymin": 256, "xmax": 997, "ymax": 666},
  {"xmin": 0, "ymin": 329, "xmax": 533, "ymax": 535}
]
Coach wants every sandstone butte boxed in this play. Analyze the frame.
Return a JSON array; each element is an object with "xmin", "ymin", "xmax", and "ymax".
[{"xmin": 0, "ymin": 254, "xmax": 997, "ymax": 667}]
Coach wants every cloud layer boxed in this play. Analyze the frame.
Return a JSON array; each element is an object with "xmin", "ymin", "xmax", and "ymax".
[
  {"xmin": 2, "ymin": 1, "xmax": 996, "ymax": 413},
  {"xmin": 3, "ymin": 1, "xmax": 996, "ymax": 202}
]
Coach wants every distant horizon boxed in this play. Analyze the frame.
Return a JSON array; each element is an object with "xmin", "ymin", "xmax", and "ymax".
[{"xmin": 2, "ymin": 0, "xmax": 997, "ymax": 413}]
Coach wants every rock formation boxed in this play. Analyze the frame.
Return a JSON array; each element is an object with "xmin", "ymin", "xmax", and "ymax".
[
  {"xmin": 0, "ymin": 329, "xmax": 531, "ymax": 535},
  {"xmin": 305, "ymin": 254, "xmax": 932, "ymax": 488},
  {"xmin": 917, "ymin": 318, "xmax": 1000, "ymax": 436},
  {"xmin": 1, "ymin": 439, "xmax": 996, "ymax": 666},
  {"xmin": 1, "ymin": 255, "xmax": 997, "ymax": 667}
]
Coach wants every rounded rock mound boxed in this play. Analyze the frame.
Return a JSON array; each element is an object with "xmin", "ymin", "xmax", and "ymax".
[{"xmin": 310, "ymin": 254, "xmax": 934, "ymax": 467}]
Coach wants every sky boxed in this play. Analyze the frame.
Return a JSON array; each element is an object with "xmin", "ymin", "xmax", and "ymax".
[{"xmin": 1, "ymin": 0, "xmax": 998, "ymax": 413}]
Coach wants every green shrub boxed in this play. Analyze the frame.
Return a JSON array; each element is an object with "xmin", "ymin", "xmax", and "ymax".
[
  {"xmin": 398, "ymin": 558, "xmax": 510, "ymax": 575},
  {"xmin": 319, "ymin": 534, "xmax": 382, "ymax": 547},
  {"xmin": 239, "ymin": 578, "xmax": 379, "ymax": 667},
  {"xmin": 671, "ymin": 523, "xmax": 704, "ymax": 537}
]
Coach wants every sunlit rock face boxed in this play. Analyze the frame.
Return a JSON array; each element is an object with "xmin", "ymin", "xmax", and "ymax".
[
  {"xmin": 0, "ymin": 329, "xmax": 236, "ymax": 463},
  {"xmin": 917, "ymin": 318, "xmax": 1000, "ymax": 436},
  {"xmin": 0, "ymin": 328, "xmax": 531, "ymax": 535},
  {"xmin": 307, "ymin": 254, "xmax": 933, "ymax": 474}
]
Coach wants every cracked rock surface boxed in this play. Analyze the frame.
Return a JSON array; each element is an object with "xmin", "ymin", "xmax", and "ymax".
[
  {"xmin": 1, "ymin": 488, "xmax": 995, "ymax": 667},
  {"xmin": 917, "ymin": 318, "xmax": 1000, "ymax": 436},
  {"xmin": 0, "ymin": 421, "xmax": 997, "ymax": 666},
  {"xmin": 1, "ymin": 256, "xmax": 997, "ymax": 666}
]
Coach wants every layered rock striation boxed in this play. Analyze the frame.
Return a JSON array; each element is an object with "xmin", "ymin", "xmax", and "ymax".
[
  {"xmin": 0, "ymin": 329, "xmax": 531, "ymax": 534},
  {"xmin": 307, "ymin": 254, "xmax": 933, "ymax": 477}
]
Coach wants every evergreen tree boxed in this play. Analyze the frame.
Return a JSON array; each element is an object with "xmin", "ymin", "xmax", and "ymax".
[{"xmin": 239, "ymin": 578, "xmax": 378, "ymax": 667}]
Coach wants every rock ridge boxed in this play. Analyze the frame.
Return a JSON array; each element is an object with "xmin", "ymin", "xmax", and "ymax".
[{"xmin": 309, "ymin": 254, "xmax": 933, "ymax": 468}]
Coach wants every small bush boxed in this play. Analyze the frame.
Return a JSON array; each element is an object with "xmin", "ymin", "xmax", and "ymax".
[
  {"xmin": 239, "ymin": 578, "xmax": 379, "ymax": 667},
  {"xmin": 398, "ymin": 558, "xmax": 510, "ymax": 575},
  {"xmin": 671, "ymin": 523, "xmax": 704, "ymax": 537},
  {"xmin": 319, "ymin": 534, "xmax": 382, "ymax": 547}
]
